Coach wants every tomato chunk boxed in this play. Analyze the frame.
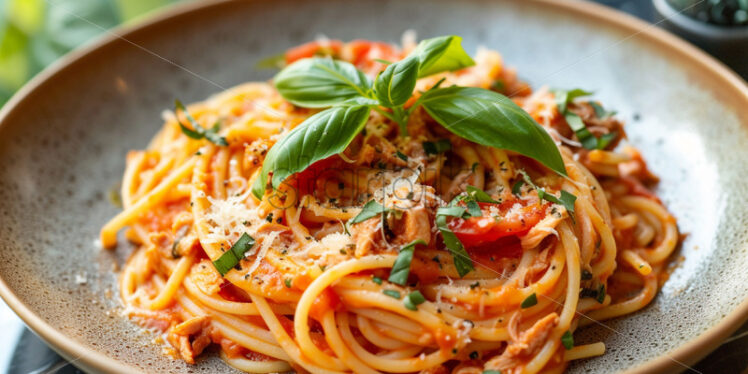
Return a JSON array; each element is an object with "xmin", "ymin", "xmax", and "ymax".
[
  {"xmin": 449, "ymin": 200, "xmax": 547, "ymax": 248},
  {"xmin": 285, "ymin": 40, "xmax": 343, "ymax": 64}
]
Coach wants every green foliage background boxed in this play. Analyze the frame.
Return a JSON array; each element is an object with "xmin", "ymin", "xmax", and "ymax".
[{"xmin": 0, "ymin": 0, "xmax": 179, "ymax": 106}]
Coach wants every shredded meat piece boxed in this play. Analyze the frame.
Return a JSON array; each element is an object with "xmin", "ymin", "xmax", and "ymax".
[
  {"xmin": 445, "ymin": 170, "xmax": 480, "ymax": 201},
  {"xmin": 392, "ymin": 206, "xmax": 432, "ymax": 246},
  {"xmin": 167, "ymin": 316, "xmax": 213, "ymax": 365},
  {"xmin": 190, "ymin": 259, "xmax": 223, "ymax": 295},
  {"xmin": 352, "ymin": 217, "xmax": 382, "ymax": 257},
  {"xmin": 485, "ymin": 313, "xmax": 559, "ymax": 373},
  {"xmin": 312, "ymin": 221, "xmax": 345, "ymax": 240}
]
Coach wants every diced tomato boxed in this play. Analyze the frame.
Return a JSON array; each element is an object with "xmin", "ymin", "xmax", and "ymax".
[
  {"xmin": 285, "ymin": 40, "xmax": 343, "ymax": 64},
  {"xmin": 309, "ymin": 288, "xmax": 342, "ymax": 321},
  {"xmin": 344, "ymin": 40, "xmax": 402, "ymax": 73},
  {"xmin": 449, "ymin": 201, "xmax": 547, "ymax": 248}
]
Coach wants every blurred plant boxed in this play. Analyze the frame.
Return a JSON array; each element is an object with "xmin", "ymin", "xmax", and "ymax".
[
  {"xmin": 668, "ymin": 0, "xmax": 748, "ymax": 26},
  {"xmin": 0, "ymin": 0, "xmax": 176, "ymax": 105}
]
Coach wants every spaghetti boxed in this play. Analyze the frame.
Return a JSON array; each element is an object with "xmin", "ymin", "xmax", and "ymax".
[{"xmin": 102, "ymin": 36, "xmax": 679, "ymax": 373}]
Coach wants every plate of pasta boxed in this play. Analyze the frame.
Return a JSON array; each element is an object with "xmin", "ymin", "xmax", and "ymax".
[{"xmin": 1, "ymin": 1, "xmax": 747, "ymax": 374}]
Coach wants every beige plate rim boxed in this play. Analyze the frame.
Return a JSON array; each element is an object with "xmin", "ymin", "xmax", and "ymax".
[{"xmin": 0, "ymin": 0, "xmax": 747, "ymax": 373}]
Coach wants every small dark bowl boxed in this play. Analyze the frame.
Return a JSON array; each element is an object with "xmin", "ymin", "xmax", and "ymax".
[{"xmin": 654, "ymin": 0, "xmax": 748, "ymax": 77}]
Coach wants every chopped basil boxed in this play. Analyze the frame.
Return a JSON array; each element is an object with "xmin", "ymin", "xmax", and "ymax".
[
  {"xmin": 596, "ymin": 131, "xmax": 618, "ymax": 150},
  {"xmin": 483, "ymin": 371, "xmax": 502, "ymax": 374},
  {"xmin": 596, "ymin": 284, "xmax": 606, "ymax": 304},
  {"xmin": 383, "ymin": 289, "xmax": 401, "ymax": 299},
  {"xmin": 516, "ymin": 170, "xmax": 577, "ymax": 223},
  {"xmin": 436, "ymin": 205, "xmax": 468, "ymax": 218},
  {"xmin": 388, "ymin": 239, "xmax": 427, "ymax": 286},
  {"xmin": 552, "ymin": 88, "xmax": 617, "ymax": 150},
  {"xmin": 512, "ymin": 179, "xmax": 524, "ymax": 195},
  {"xmin": 561, "ymin": 330, "xmax": 574, "ymax": 350},
  {"xmin": 212, "ymin": 233, "xmax": 255, "ymax": 276},
  {"xmin": 175, "ymin": 100, "xmax": 228, "ymax": 146},
  {"xmin": 521, "ymin": 293, "xmax": 538, "ymax": 308},
  {"xmin": 466, "ymin": 200, "xmax": 482, "ymax": 217},
  {"xmin": 564, "ymin": 112, "xmax": 598, "ymax": 150},
  {"xmin": 435, "ymin": 212, "xmax": 474, "ymax": 277},
  {"xmin": 590, "ymin": 102, "xmax": 617, "ymax": 119},
  {"xmin": 395, "ymin": 150, "xmax": 408, "ymax": 161},
  {"xmin": 423, "ymin": 139, "xmax": 452, "ymax": 155},
  {"xmin": 466, "ymin": 185, "xmax": 499, "ymax": 204},
  {"xmin": 350, "ymin": 200, "xmax": 387, "ymax": 224},
  {"xmin": 403, "ymin": 290, "xmax": 426, "ymax": 311},
  {"xmin": 284, "ymin": 278, "xmax": 292, "ymax": 288},
  {"xmin": 469, "ymin": 281, "xmax": 480, "ymax": 289},
  {"xmin": 372, "ymin": 276, "xmax": 383, "ymax": 285}
]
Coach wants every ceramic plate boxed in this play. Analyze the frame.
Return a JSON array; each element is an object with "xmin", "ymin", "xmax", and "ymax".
[{"xmin": 1, "ymin": 0, "xmax": 747, "ymax": 373}]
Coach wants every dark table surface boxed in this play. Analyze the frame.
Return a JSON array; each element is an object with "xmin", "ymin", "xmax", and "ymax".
[{"xmin": 1, "ymin": 1, "xmax": 747, "ymax": 373}]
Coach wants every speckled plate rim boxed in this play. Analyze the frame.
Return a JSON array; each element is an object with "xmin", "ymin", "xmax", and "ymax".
[{"xmin": 0, "ymin": 0, "xmax": 747, "ymax": 373}]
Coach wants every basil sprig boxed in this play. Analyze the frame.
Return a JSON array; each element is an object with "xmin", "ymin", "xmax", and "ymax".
[
  {"xmin": 175, "ymin": 100, "xmax": 228, "ymax": 146},
  {"xmin": 553, "ymin": 89, "xmax": 617, "ymax": 150},
  {"xmin": 252, "ymin": 35, "xmax": 567, "ymax": 199},
  {"xmin": 212, "ymin": 233, "xmax": 255, "ymax": 276}
]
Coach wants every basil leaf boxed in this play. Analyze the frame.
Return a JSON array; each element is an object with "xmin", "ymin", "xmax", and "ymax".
[
  {"xmin": 411, "ymin": 35, "xmax": 475, "ymax": 78},
  {"xmin": 212, "ymin": 233, "xmax": 255, "ymax": 276},
  {"xmin": 274, "ymin": 57, "xmax": 373, "ymax": 108},
  {"xmin": 388, "ymin": 239, "xmax": 427, "ymax": 286},
  {"xmin": 420, "ymin": 87, "xmax": 566, "ymax": 176},
  {"xmin": 423, "ymin": 139, "xmax": 452, "ymax": 155},
  {"xmin": 350, "ymin": 200, "xmax": 387, "ymax": 224},
  {"xmin": 564, "ymin": 112, "xmax": 597, "ymax": 150},
  {"xmin": 521, "ymin": 293, "xmax": 538, "ymax": 308},
  {"xmin": 374, "ymin": 55, "xmax": 420, "ymax": 107},
  {"xmin": 251, "ymin": 105, "xmax": 370, "ymax": 198},
  {"xmin": 466, "ymin": 185, "xmax": 499, "ymax": 204},
  {"xmin": 435, "ymin": 213, "xmax": 474, "ymax": 277}
]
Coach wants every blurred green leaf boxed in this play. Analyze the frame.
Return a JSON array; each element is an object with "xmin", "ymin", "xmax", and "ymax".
[
  {"xmin": 0, "ymin": 0, "xmax": 181, "ymax": 107},
  {"xmin": 43, "ymin": 0, "xmax": 120, "ymax": 50},
  {"xmin": 116, "ymin": 0, "xmax": 173, "ymax": 22},
  {"xmin": 8, "ymin": 0, "xmax": 44, "ymax": 34},
  {"xmin": 0, "ymin": 21, "xmax": 30, "ymax": 89},
  {"xmin": 28, "ymin": 0, "xmax": 121, "ymax": 76}
]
